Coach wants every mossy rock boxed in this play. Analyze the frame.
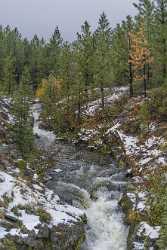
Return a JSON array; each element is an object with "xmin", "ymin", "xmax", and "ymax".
[
  {"xmin": 119, "ymin": 194, "xmax": 133, "ymax": 214},
  {"xmin": 36, "ymin": 208, "xmax": 51, "ymax": 223}
]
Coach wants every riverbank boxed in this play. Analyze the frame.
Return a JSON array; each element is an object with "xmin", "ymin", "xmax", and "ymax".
[
  {"xmin": 56, "ymin": 91, "xmax": 167, "ymax": 249},
  {"xmin": 0, "ymin": 98, "xmax": 87, "ymax": 250},
  {"xmin": 1, "ymin": 86, "xmax": 166, "ymax": 249},
  {"xmin": 0, "ymin": 97, "xmax": 129, "ymax": 250}
]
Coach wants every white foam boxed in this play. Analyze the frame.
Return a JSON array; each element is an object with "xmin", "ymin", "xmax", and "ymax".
[{"xmin": 84, "ymin": 192, "xmax": 128, "ymax": 250}]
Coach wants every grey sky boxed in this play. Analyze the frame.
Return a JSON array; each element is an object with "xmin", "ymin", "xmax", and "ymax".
[{"xmin": 0, "ymin": 0, "xmax": 137, "ymax": 41}]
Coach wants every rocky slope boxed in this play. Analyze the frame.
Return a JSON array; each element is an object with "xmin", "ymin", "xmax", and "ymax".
[
  {"xmin": 1, "ymin": 87, "xmax": 166, "ymax": 250},
  {"xmin": 0, "ymin": 97, "xmax": 86, "ymax": 250},
  {"xmin": 66, "ymin": 89, "xmax": 167, "ymax": 249}
]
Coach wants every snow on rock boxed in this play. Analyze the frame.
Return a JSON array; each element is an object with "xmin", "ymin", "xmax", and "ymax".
[
  {"xmin": 0, "ymin": 170, "xmax": 85, "ymax": 240},
  {"xmin": 0, "ymin": 97, "xmax": 14, "ymax": 124},
  {"xmin": 137, "ymin": 192, "xmax": 147, "ymax": 212},
  {"xmin": 105, "ymin": 123, "xmax": 121, "ymax": 135},
  {"xmin": 117, "ymin": 130, "xmax": 167, "ymax": 170},
  {"xmin": 54, "ymin": 169, "xmax": 63, "ymax": 173},
  {"xmin": 127, "ymin": 192, "xmax": 147, "ymax": 212},
  {"xmin": 83, "ymin": 86, "xmax": 128, "ymax": 117},
  {"xmin": 118, "ymin": 131, "xmax": 139, "ymax": 155},
  {"xmin": 78, "ymin": 128, "xmax": 99, "ymax": 142},
  {"xmin": 0, "ymin": 227, "xmax": 8, "ymax": 239},
  {"xmin": 20, "ymin": 210, "xmax": 40, "ymax": 232},
  {"xmin": 137, "ymin": 222, "xmax": 160, "ymax": 240},
  {"xmin": 0, "ymin": 171, "xmax": 14, "ymax": 197},
  {"xmin": 133, "ymin": 242, "xmax": 145, "ymax": 250}
]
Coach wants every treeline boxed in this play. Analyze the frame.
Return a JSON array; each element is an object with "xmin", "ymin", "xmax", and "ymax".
[
  {"xmin": 0, "ymin": 0, "xmax": 166, "ymax": 96},
  {"xmin": 1, "ymin": 0, "xmax": 167, "ymax": 131}
]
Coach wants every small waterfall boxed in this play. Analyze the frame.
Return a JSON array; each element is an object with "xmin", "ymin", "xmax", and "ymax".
[
  {"xmin": 32, "ymin": 103, "xmax": 56, "ymax": 146},
  {"xmin": 82, "ymin": 191, "xmax": 128, "ymax": 250}
]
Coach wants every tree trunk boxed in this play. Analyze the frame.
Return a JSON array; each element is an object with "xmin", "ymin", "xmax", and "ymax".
[
  {"xmin": 77, "ymin": 88, "xmax": 81, "ymax": 125},
  {"xmin": 129, "ymin": 62, "xmax": 133, "ymax": 97},
  {"xmin": 100, "ymin": 82, "xmax": 105, "ymax": 110},
  {"xmin": 147, "ymin": 63, "xmax": 150, "ymax": 89},
  {"xmin": 160, "ymin": 1, "xmax": 166, "ymax": 82},
  {"xmin": 143, "ymin": 63, "xmax": 147, "ymax": 98},
  {"xmin": 128, "ymin": 33, "xmax": 133, "ymax": 97},
  {"xmin": 162, "ymin": 38, "xmax": 166, "ymax": 81},
  {"xmin": 84, "ymin": 71, "xmax": 89, "ymax": 108}
]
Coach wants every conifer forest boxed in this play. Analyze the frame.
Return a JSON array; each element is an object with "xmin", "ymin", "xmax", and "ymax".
[{"xmin": 0, "ymin": 1, "xmax": 167, "ymax": 249}]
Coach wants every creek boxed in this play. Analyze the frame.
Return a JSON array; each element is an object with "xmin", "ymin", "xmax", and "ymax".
[{"xmin": 32, "ymin": 103, "xmax": 129, "ymax": 250}]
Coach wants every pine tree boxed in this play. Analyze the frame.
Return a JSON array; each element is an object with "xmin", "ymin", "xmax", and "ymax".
[
  {"xmin": 47, "ymin": 26, "xmax": 63, "ymax": 76},
  {"xmin": 94, "ymin": 12, "xmax": 112, "ymax": 109},
  {"xmin": 127, "ymin": 16, "xmax": 134, "ymax": 97},
  {"xmin": 59, "ymin": 42, "xmax": 74, "ymax": 109},
  {"xmin": 111, "ymin": 18, "xmax": 130, "ymax": 90},
  {"xmin": 20, "ymin": 66, "xmax": 32, "ymax": 88},
  {"xmin": 77, "ymin": 21, "xmax": 94, "ymax": 104},
  {"xmin": 11, "ymin": 74, "xmax": 34, "ymax": 159},
  {"xmin": 154, "ymin": 0, "xmax": 167, "ymax": 82},
  {"xmin": 3, "ymin": 54, "xmax": 16, "ymax": 95}
]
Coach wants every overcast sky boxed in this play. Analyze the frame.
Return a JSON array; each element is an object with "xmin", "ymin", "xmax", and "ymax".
[{"xmin": 0, "ymin": 0, "xmax": 138, "ymax": 41}]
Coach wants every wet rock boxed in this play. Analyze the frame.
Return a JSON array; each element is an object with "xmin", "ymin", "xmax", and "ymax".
[
  {"xmin": 4, "ymin": 214, "xmax": 19, "ymax": 223},
  {"xmin": 50, "ymin": 223, "xmax": 85, "ymax": 250},
  {"xmin": 0, "ymin": 221, "xmax": 85, "ymax": 250},
  {"xmin": 36, "ymin": 225, "xmax": 50, "ymax": 239},
  {"xmin": 0, "ymin": 174, "xmax": 5, "ymax": 183}
]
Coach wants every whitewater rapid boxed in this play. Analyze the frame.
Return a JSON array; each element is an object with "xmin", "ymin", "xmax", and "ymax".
[
  {"xmin": 82, "ymin": 191, "xmax": 128, "ymax": 250},
  {"xmin": 32, "ymin": 102, "xmax": 128, "ymax": 250}
]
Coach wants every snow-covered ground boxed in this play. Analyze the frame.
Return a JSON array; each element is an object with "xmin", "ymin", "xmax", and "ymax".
[
  {"xmin": 0, "ymin": 99, "xmax": 84, "ymax": 242},
  {"xmin": 74, "ymin": 90, "xmax": 167, "ymax": 247},
  {"xmin": 82, "ymin": 86, "xmax": 128, "ymax": 117},
  {"xmin": 0, "ymin": 170, "xmax": 84, "ymax": 240}
]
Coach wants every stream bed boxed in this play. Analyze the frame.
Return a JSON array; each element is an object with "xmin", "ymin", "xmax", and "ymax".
[{"xmin": 32, "ymin": 103, "xmax": 129, "ymax": 250}]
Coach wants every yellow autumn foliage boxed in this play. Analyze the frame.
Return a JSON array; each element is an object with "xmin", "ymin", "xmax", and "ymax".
[
  {"xmin": 36, "ymin": 75, "xmax": 63, "ymax": 99},
  {"xmin": 128, "ymin": 21, "xmax": 153, "ymax": 81}
]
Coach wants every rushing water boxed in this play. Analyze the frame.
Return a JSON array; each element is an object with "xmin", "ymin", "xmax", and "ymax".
[{"xmin": 32, "ymin": 103, "xmax": 129, "ymax": 250}]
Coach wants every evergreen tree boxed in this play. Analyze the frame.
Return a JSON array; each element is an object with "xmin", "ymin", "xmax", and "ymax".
[
  {"xmin": 94, "ymin": 12, "xmax": 112, "ymax": 109},
  {"xmin": 47, "ymin": 26, "xmax": 63, "ymax": 76},
  {"xmin": 3, "ymin": 54, "xmax": 16, "ymax": 95},
  {"xmin": 77, "ymin": 21, "xmax": 94, "ymax": 104},
  {"xmin": 59, "ymin": 42, "xmax": 74, "ymax": 107},
  {"xmin": 11, "ymin": 77, "xmax": 34, "ymax": 159},
  {"xmin": 127, "ymin": 16, "xmax": 134, "ymax": 97},
  {"xmin": 154, "ymin": 0, "xmax": 167, "ymax": 82},
  {"xmin": 111, "ymin": 19, "xmax": 130, "ymax": 88}
]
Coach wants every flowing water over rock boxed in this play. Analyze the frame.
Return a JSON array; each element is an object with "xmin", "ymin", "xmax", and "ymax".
[{"xmin": 32, "ymin": 103, "xmax": 129, "ymax": 250}]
